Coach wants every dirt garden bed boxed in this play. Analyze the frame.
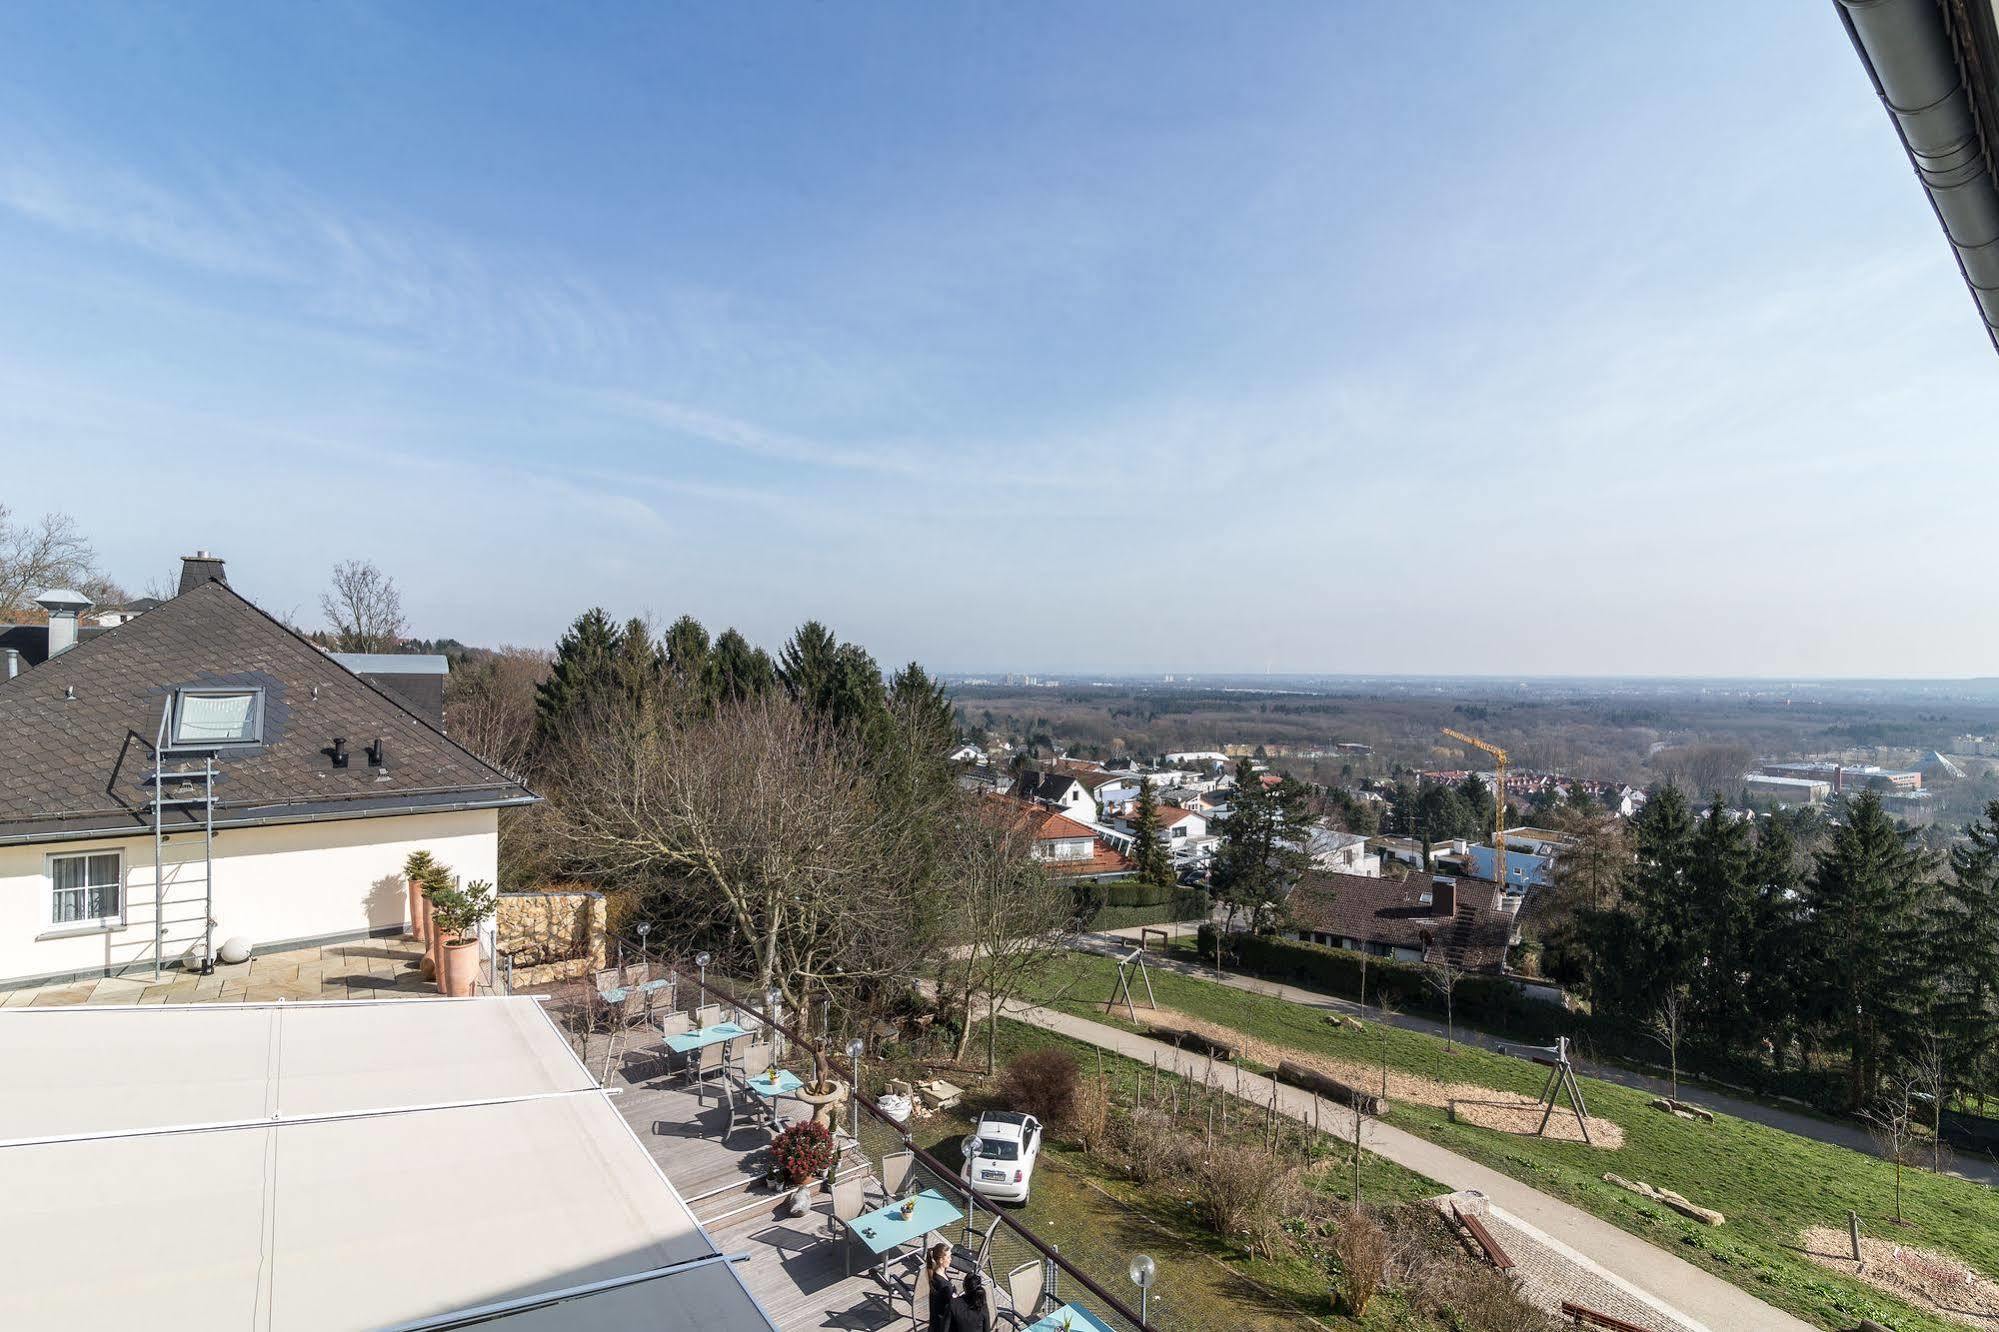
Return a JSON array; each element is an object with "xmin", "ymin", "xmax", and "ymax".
[
  {"xmin": 1800, "ymin": 1227, "xmax": 1999, "ymax": 1328},
  {"xmin": 1123, "ymin": 1004, "xmax": 1624, "ymax": 1149}
]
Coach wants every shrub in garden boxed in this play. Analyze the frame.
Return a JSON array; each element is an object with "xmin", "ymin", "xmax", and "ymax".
[
  {"xmin": 1189, "ymin": 1141, "xmax": 1302, "ymax": 1260},
  {"xmin": 995, "ymin": 1049, "xmax": 1079, "ymax": 1129},
  {"xmin": 769, "ymin": 1120, "xmax": 837, "ymax": 1185},
  {"xmin": 1109, "ymin": 1108, "xmax": 1199, "ymax": 1186},
  {"xmin": 1414, "ymin": 1261, "xmax": 1562, "ymax": 1331},
  {"xmin": 1066, "ymin": 1074, "xmax": 1111, "ymax": 1151},
  {"xmin": 1330, "ymin": 1207, "xmax": 1391, "ymax": 1316}
]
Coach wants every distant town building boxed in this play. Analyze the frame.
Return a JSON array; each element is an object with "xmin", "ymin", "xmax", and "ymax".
[
  {"xmin": 1758, "ymin": 761, "xmax": 1921, "ymax": 793},
  {"xmin": 1744, "ymin": 774, "xmax": 1832, "ymax": 805}
]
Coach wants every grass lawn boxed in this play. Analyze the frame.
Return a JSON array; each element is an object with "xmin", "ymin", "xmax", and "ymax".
[
  {"xmin": 892, "ymin": 1017, "xmax": 1449, "ymax": 1330},
  {"xmin": 1019, "ymin": 952, "xmax": 1999, "ymax": 1332}
]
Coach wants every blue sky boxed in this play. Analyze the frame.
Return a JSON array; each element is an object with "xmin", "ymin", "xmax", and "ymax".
[{"xmin": 2, "ymin": 3, "xmax": 1995, "ymax": 676}]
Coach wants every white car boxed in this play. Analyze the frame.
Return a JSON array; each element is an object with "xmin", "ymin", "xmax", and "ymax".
[{"xmin": 960, "ymin": 1110, "xmax": 1041, "ymax": 1204}]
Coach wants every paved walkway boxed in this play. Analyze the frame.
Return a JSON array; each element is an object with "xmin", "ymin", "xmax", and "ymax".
[
  {"xmin": 0, "ymin": 937, "xmax": 442, "ymax": 1006},
  {"xmin": 1076, "ymin": 929, "xmax": 1999, "ymax": 1189},
  {"xmin": 1004, "ymin": 996, "xmax": 1819, "ymax": 1332}
]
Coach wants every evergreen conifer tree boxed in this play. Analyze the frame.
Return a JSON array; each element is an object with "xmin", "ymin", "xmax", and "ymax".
[{"xmin": 1800, "ymin": 790, "xmax": 1932, "ymax": 1107}]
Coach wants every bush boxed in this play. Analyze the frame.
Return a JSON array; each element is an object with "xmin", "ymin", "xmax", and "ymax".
[
  {"xmin": 1329, "ymin": 1207, "xmax": 1391, "ymax": 1316},
  {"xmin": 1066, "ymin": 1073, "xmax": 1111, "ymax": 1151},
  {"xmin": 768, "ymin": 1120, "xmax": 837, "ymax": 1185},
  {"xmin": 1190, "ymin": 1141, "xmax": 1302, "ymax": 1260},
  {"xmin": 995, "ymin": 1049, "xmax": 1079, "ymax": 1130},
  {"xmin": 1108, "ymin": 1108, "xmax": 1200, "ymax": 1186},
  {"xmin": 1080, "ymin": 888, "xmax": 1208, "ymax": 930},
  {"xmin": 1195, "ymin": 926, "xmax": 1567, "ymax": 1043}
]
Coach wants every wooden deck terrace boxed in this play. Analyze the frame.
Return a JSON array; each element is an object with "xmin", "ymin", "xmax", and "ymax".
[{"xmin": 586, "ymin": 1034, "xmax": 933, "ymax": 1332}]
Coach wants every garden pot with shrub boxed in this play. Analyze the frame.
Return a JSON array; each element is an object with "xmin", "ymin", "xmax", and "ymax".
[
  {"xmin": 418, "ymin": 895, "xmax": 438, "ymax": 979},
  {"xmin": 441, "ymin": 938, "xmax": 481, "ymax": 997},
  {"xmin": 429, "ymin": 879, "xmax": 496, "ymax": 997},
  {"xmin": 769, "ymin": 1121, "xmax": 838, "ymax": 1216},
  {"xmin": 403, "ymin": 851, "xmax": 437, "ymax": 943}
]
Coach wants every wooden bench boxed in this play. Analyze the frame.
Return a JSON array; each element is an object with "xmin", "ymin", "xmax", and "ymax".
[
  {"xmin": 1449, "ymin": 1203, "xmax": 1514, "ymax": 1272},
  {"xmin": 1560, "ymin": 1301, "xmax": 1653, "ymax": 1331}
]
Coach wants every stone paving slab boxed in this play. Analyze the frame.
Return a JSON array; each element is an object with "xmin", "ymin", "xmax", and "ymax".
[{"xmin": 0, "ymin": 938, "xmax": 438, "ymax": 1007}]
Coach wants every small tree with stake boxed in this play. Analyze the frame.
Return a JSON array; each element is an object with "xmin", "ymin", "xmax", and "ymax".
[
  {"xmin": 1648, "ymin": 984, "xmax": 1689, "ymax": 1103},
  {"xmin": 1864, "ymin": 1074, "xmax": 1922, "ymax": 1226},
  {"xmin": 1424, "ymin": 961, "xmax": 1464, "ymax": 1051}
]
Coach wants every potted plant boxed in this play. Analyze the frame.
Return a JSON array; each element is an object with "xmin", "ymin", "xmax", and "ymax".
[
  {"xmin": 768, "ymin": 1120, "xmax": 837, "ymax": 1216},
  {"xmin": 403, "ymin": 850, "xmax": 436, "ymax": 945},
  {"xmin": 417, "ymin": 862, "xmax": 453, "ymax": 980},
  {"xmin": 793, "ymin": 1044, "xmax": 849, "ymax": 1130},
  {"xmin": 433, "ymin": 879, "xmax": 496, "ymax": 997}
]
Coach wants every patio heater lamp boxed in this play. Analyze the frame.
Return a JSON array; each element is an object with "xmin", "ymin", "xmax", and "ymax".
[
  {"xmin": 636, "ymin": 921, "xmax": 651, "ymax": 957},
  {"xmin": 695, "ymin": 950, "xmax": 711, "ymax": 996},
  {"xmin": 846, "ymin": 1037, "xmax": 865, "ymax": 1135},
  {"xmin": 765, "ymin": 986, "xmax": 783, "ymax": 1052},
  {"xmin": 1128, "ymin": 1253, "xmax": 1156, "ymax": 1322}
]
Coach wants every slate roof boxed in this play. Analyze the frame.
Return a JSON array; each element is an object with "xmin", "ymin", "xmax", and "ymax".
[
  {"xmin": 0, "ymin": 580, "xmax": 535, "ymax": 844},
  {"xmin": 1285, "ymin": 870, "xmax": 1515, "ymax": 972},
  {"xmin": 1011, "ymin": 770, "xmax": 1087, "ymax": 804}
]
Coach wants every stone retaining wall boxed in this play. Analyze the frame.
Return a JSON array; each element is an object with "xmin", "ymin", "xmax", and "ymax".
[{"xmin": 496, "ymin": 890, "xmax": 607, "ymax": 987}]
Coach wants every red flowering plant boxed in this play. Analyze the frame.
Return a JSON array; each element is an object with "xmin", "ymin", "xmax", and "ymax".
[{"xmin": 769, "ymin": 1120, "xmax": 837, "ymax": 1186}]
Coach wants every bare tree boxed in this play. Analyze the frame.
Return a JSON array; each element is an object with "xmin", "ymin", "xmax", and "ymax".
[
  {"xmin": 949, "ymin": 798, "xmax": 1075, "ymax": 1072},
  {"xmin": 1648, "ymin": 985, "xmax": 1688, "ymax": 1102},
  {"xmin": 544, "ymin": 691, "xmax": 936, "ymax": 1018},
  {"xmin": 320, "ymin": 559, "xmax": 406, "ymax": 651},
  {"xmin": 1863, "ymin": 1074, "xmax": 1922, "ymax": 1225},
  {"xmin": 0, "ymin": 505, "xmax": 105, "ymax": 616},
  {"xmin": 445, "ymin": 647, "xmax": 550, "ymax": 776},
  {"xmin": 1424, "ymin": 960, "xmax": 1464, "ymax": 1050},
  {"xmin": 1910, "ymin": 1028, "xmax": 1950, "ymax": 1175},
  {"xmin": 1650, "ymin": 745, "xmax": 1752, "ymax": 803}
]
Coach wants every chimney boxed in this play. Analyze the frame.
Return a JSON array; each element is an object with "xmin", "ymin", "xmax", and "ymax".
[
  {"xmin": 1430, "ymin": 876, "xmax": 1457, "ymax": 917},
  {"xmin": 3, "ymin": 647, "xmax": 18, "ymax": 679},
  {"xmin": 177, "ymin": 550, "xmax": 228, "ymax": 595},
  {"xmin": 33, "ymin": 589, "xmax": 93, "ymax": 659}
]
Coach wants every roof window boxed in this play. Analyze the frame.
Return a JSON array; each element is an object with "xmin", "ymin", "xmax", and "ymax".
[{"xmin": 172, "ymin": 688, "xmax": 263, "ymax": 747}]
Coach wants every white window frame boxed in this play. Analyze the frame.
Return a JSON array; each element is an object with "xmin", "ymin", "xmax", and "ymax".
[
  {"xmin": 171, "ymin": 686, "xmax": 265, "ymax": 748},
  {"xmin": 46, "ymin": 847, "xmax": 126, "ymax": 932}
]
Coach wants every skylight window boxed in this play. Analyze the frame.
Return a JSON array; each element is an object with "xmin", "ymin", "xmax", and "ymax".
[{"xmin": 172, "ymin": 688, "xmax": 263, "ymax": 746}]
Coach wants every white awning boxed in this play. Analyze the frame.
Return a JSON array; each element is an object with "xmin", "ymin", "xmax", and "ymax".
[{"xmin": 0, "ymin": 998, "xmax": 775, "ymax": 1332}]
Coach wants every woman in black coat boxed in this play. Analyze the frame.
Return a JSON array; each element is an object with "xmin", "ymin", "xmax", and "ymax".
[
  {"xmin": 948, "ymin": 1272, "xmax": 992, "ymax": 1332},
  {"xmin": 923, "ymin": 1242, "xmax": 956, "ymax": 1328}
]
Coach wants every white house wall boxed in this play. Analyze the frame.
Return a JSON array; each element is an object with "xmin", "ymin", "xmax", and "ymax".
[{"xmin": 0, "ymin": 808, "xmax": 497, "ymax": 986}]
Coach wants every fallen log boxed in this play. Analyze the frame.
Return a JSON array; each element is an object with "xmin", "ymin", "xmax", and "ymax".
[
  {"xmin": 1277, "ymin": 1060, "xmax": 1387, "ymax": 1115},
  {"xmin": 1142, "ymin": 1022, "xmax": 1238, "ymax": 1061},
  {"xmin": 1602, "ymin": 1172, "xmax": 1725, "ymax": 1226}
]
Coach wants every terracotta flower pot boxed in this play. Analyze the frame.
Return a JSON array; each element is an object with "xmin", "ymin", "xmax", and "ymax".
[
  {"xmin": 406, "ymin": 877, "xmax": 427, "ymax": 943},
  {"xmin": 442, "ymin": 937, "xmax": 480, "ymax": 997},
  {"xmin": 423, "ymin": 897, "xmax": 443, "ymax": 979}
]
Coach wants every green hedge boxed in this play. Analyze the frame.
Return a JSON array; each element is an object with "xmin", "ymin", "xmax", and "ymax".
[
  {"xmin": 1195, "ymin": 926, "xmax": 1568, "ymax": 1043},
  {"xmin": 1193, "ymin": 927, "xmax": 1853, "ymax": 1105},
  {"xmin": 1079, "ymin": 887, "xmax": 1208, "ymax": 931}
]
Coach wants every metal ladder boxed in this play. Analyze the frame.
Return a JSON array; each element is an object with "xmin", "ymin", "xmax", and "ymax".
[{"xmin": 150, "ymin": 701, "xmax": 217, "ymax": 982}]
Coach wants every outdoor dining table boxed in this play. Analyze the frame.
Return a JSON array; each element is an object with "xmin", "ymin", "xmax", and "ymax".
[
  {"xmin": 743, "ymin": 1067, "xmax": 804, "ymax": 1099},
  {"xmin": 846, "ymin": 1187, "xmax": 964, "ymax": 1278},
  {"xmin": 1024, "ymin": 1303, "xmax": 1117, "ymax": 1332},
  {"xmin": 663, "ymin": 1020, "xmax": 748, "ymax": 1054}
]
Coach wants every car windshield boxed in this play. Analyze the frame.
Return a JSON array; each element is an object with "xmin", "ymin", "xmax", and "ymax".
[{"xmin": 975, "ymin": 1138, "xmax": 1019, "ymax": 1161}]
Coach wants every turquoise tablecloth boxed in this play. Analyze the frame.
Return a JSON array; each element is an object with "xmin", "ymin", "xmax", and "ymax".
[
  {"xmin": 744, "ymin": 1068, "xmax": 803, "ymax": 1098},
  {"xmin": 664, "ymin": 1021, "xmax": 747, "ymax": 1054},
  {"xmin": 1025, "ymin": 1304, "xmax": 1117, "ymax": 1332},
  {"xmin": 849, "ymin": 1188, "xmax": 963, "ymax": 1255}
]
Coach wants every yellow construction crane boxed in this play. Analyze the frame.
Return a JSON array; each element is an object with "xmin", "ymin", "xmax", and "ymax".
[{"xmin": 1440, "ymin": 727, "xmax": 1509, "ymax": 892}]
